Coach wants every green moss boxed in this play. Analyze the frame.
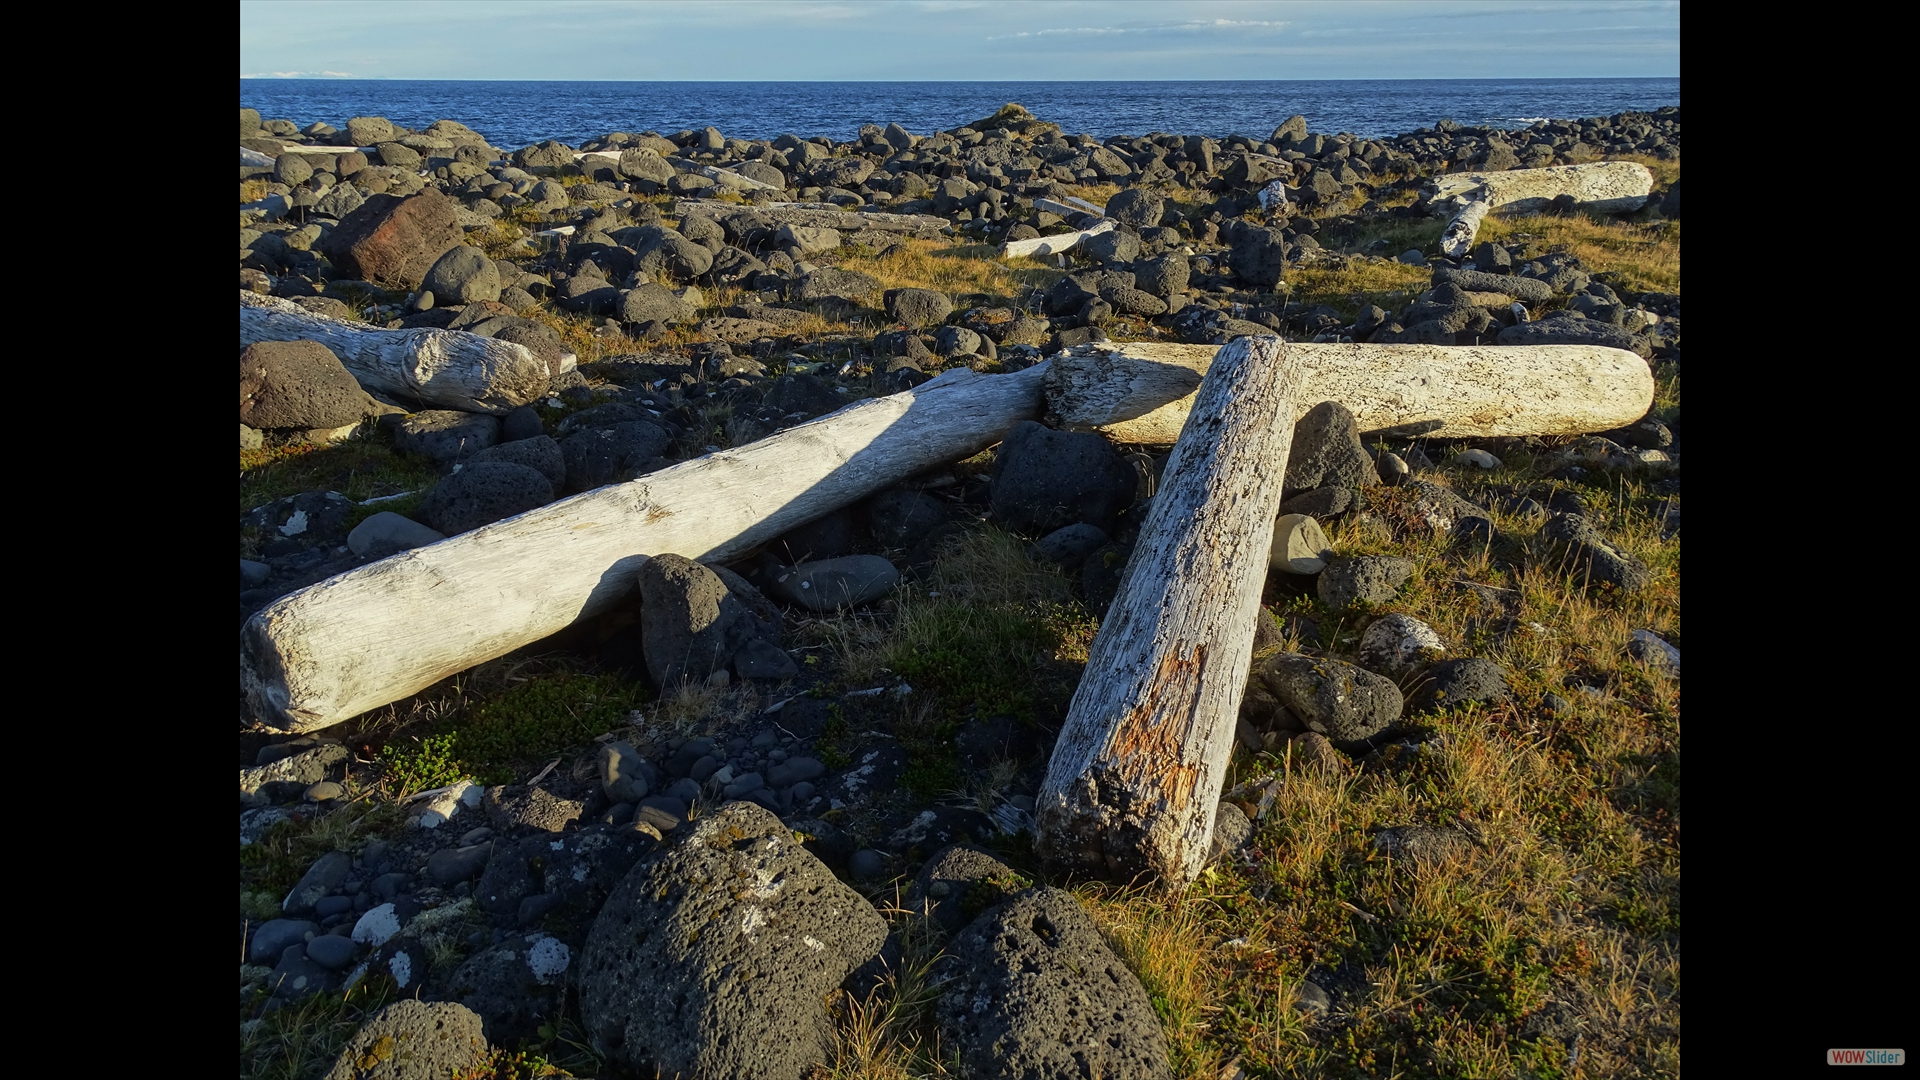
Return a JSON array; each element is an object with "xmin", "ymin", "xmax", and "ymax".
[
  {"xmin": 960, "ymin": 870, "xmax": 1033, "ymax": 918},
  {"xmin": 240, "ymin": 435, "xmax": 440, "ymax": 514},
  {"xmin": 380, "ymin": 672, "xmax": 645, "ymax": 788}
]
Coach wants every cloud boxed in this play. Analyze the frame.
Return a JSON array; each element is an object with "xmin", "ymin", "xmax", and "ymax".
[{"xmin": 241, "ymin": 70, "xmax": 356, "ymax": 79}]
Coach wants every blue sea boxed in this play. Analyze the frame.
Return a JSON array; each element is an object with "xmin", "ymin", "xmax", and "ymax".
[{"xmin": 239, "ymin": 79, "xmax": 1678, "ymax": 148}]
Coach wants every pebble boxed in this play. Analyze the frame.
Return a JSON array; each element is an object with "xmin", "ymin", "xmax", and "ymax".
[
  {"xmin": 248, "ymin": 919, "xmax": 319, "ymax": 965},
  {"xmin": 303, "ymin": 781, "xmax": 345, "ymax": 802}
]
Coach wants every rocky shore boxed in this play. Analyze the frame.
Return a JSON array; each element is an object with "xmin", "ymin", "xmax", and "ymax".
[{"xmin": 240, "ymin": 101, "xmax": 1680, "ymax": 1080}]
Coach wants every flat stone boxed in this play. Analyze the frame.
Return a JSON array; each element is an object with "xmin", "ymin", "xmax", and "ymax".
[{"xmin": 1270, "ymin": 513, "xmax": 1333, "ymax": 575}]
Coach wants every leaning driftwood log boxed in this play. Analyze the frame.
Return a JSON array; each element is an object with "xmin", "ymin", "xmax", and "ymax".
[
  {"xmin": 1002, "ymin": 220, "xmax": 1116, "ymax": 260},
  {"xmin": 239, "ymin": 293, "xmax": 554, "ymax": 415},
  {"xmin": 1439, "ymin": 197, "xmax": 1493, "ymax": 258},
  {"xmin": 1424, "ymin": 161, "xmax": 1654, "ymax": 217},
  {"xmin": 1045, "ymin": 340, "xmax": 1654, "ymax": 444},
  {"xmin": 241, "ymin": 363, "xmax": 1053, "ymax": 733},
  {"xmin": 1034, "ymin": 336, "xmax": 1301, "ymax": 887}
]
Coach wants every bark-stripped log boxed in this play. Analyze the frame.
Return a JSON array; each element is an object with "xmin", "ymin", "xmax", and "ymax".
[
  {"xmin": 1439, "ymin": 197, "xmax": 1492, "ymax": 258},
  {"xmin": 1045, "ymin": 341, "xmax": 1653, "ymax": 444},
  {"xmin": 241, "ymin": 363, "xmax": 1053, "ymax": 733},
  {"xmin": 239, "ymin": 293, "xmax": 553, "ymax": 415},
  {"xmin": 1034, "ymin": 335, "xmax": 1300, "ymax": 888},
  {"xmin": 1002, "ymin": 220, "xmax": 1116, "ymax": 260},
  {"xmin": 1424, "ymin": 161, "xmax": 1654, "ymax": 217}
]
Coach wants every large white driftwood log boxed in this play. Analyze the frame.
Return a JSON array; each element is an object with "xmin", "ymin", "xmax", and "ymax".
[
  {"xmin": 1045, "ymin": 341, "xmax": 1653, "ymax": 444},
  {"xmin": 1002, "ymin": 219, "xmax": 1116, "ymax": 260},
  {"xmin": 241, "ymin": 363, "xmax": 1054, "ymax": 732},
  {"xmin": 1034, "ymin": 336, "xmax": 1301, "ymax": 888},
  {"xmin": 239, "ymin": 293, "xmax": 553, "ymax": 415},
  {"xmin": 1439, "ymin": 197, "xmax": 1492, "ymax": 258},
  {"xmin": 1424, "ymin": 161, "xmax": 1654, "ymax": 217}
]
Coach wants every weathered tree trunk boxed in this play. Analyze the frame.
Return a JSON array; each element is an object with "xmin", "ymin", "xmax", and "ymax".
[
  {"xmin": 1033, "ymin": 196, "xmax": 1107, "ymax": 219},
  {"xmin": 1424, "ymin": 161, "xmax": 1654, "ymax": 217},
  {"xmin": 1034, "ymin": 335, "xmax": 1300, "ymax": 888},
  {"xmin": 1439, "ymin": 197, "xmax": 1492, "ymax": 258},
  {"xmin": 241, "ymin": 363, "xmax": 1053, "ymax": 733},
  {"xmin": 239, "ymin": 292, "xmax": 553, "ymax": 415},
  {"xmin": 1002, "ymin": 220, "xmax": 1116, "ymax": 260},
  {"xmin": 1045, "ymin": 340, "xmax": 1654, "ymax": 444}
]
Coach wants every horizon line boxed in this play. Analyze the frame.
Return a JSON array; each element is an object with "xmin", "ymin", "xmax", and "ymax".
[{"xmin": 239, "ymin": 75, "xmax": 1678, "ymax": 83}]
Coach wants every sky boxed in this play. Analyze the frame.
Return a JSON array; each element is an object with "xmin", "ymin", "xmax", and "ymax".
[{"xmin": 240, "ymin": 1, "xmax": 1679, "ymax": 81}]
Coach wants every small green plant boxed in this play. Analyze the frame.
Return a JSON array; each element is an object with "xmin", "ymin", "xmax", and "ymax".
[{"xmin": 379, "ymin": 732, "xmax": 468, "ymax": 797}]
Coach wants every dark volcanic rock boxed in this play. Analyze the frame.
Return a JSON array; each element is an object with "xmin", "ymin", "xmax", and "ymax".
[
  {"xmin": 1257, "ymin": 653, "xmax": 1404, "ymax": 751},
  {"xmin": 1541, "ymin": 512, "xmax": 1652, "ymax": 591},
  {"xmin": 990, "ymin": 421, "xmax": 1137, "ymax": 535},
  {"xmin": 579, "ymin": 802, "xmax": 888, "ymax": 1080},
  {"xmin": 1284, "ymin": 401, "xmax": 1378, "ymax": 503},
  {"xmin": 1408, "ymin": 657, "xmax": 1512, "ymax": 714},
  {"xmin": 320, "ymin": 1000, "xmax": 490, "ymax": 1080},
  {"xmin": 1316, "ymin": 556, "xmax": 1416, "ymax": 612},
  {"xmin": 935, "ymin": 887, "xmax": 1172, "ymax": 1080},
  {"xmin": 239, "ymin": 340, "xmax": 369, "ymax": 430},
  {"xmin": 416, "ymin": 462, "xmax": 554, "ymax": 536}
]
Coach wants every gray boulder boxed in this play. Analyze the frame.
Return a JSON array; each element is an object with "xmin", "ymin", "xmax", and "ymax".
[
  {"xmin": 447, "ymin": 934, "xmax": 569, "ymax": 1045},
  {"xmin": 1316, "ymin": 556, "xmax": 1416, "ymax": 612},
  {"xmin": 1496, "ymin": 317, "xmax": 1636, "ymax": 351},
  {"xmin": 284, "ymin": 851, "xmax": 351, "ymax": 915},
  {"xmin": 990, "ymin": 420, "xmax": 1137, "ymax": 535},
  {"xmin": 764, "ymin": 555, "xmax": 900, "ymax": 611},
  {"xmin": 865, "ymin": 488, "xmax": 949, "ymax": 548},
  {"xmin": 1229, "ymin": 226, "xmax": 1289, "ymax": 288},
  {"xmin": 559, "ymin": 420, "xmax": 671, "ymax": 492},
  {"xmin": 387, "ymin": 410, "xmax": 500, "ymax": 464},
  {"xmin": 1134, "ymin": 253, "xmax": 1190, "ymax": 298},
  {"xmin": 1258, "ymin": 653, "xmax": 1403, "ymax": 750},
  {"xmin": 579, "ymin": 802, "xmax": 889, "ymax": 1080},
  {"xmin": 904, "ymin": 844, "xmax": 1026, "ymax": 933},
  {"xmin": 346, "ymin": 512, "xmax": 445, "ymax": 558},
  {"xmin": 1357, "ymin": 613, "xmax": 1444, "ymax": 676},
  {"xmin": 416, "ymin": 462, "xmax": 553, "ymax": 536},
  {"xmin": 776, "ymin": 224, "xmax": 841, "ymax": 254},
  {"xmin": 1080, "ymin": 228, "xmax": 1141, "ymax": 264},
  {"xmin": 620, "ymin": 282, "xmax": 697, "ymax": 326},
  {"xmin": 421, "ymin": 245, "xmax": 501, "ymax": 304},
  {"xmin": 634, "ymin": 230, "xmax": 714, "ymax": 282},
  {"xmin": 1105, "ymin": 187, "xmax": 1166, "ymax": 231},
  {"xmin": 795, "ymin": 268, "xmax": 880, "ymax": 306},
  {"xmin": 933, "ymin": 325, "xmax": 983, "ymax": 356},
  {"xmin": 637, "ymin": 554, "xmax": 775, "ymax": 688},
  {"xmin": 344, "ymin": 116, "xmax": 396, "ymax": 145},
  {"xmin": 321, "ymin": 1000, "xmax": 490, "ymax": 1080},
  {"xmin": 886, "ymin": 288, "xmax": 953, "ymax": 328},
  {"xmin": 1541, "ymin": 512, "xmax": 1651, "ymax": 591},
  {"xmin": 935, "ymin": 887, "xmax": 1172, "ymax": 1080},
  {"xmin": 239, "ymin": 340, "xmax": 369, "ymax": 430},
  {"xmin": 1408, "ymin": 657, "xmax": 1511, "ymax": 714},
  {"xmin": 248, "ymin": 919, "xmax": 320, "ymax": 965},
  {"xmin": 1035, "ymin": 522, "xmax": 1110, "ymax": 570},
  {"xmin": 467, "ymin": 434, "xmax": 566, "ymax": 488},
  {"xmin": 1284, "ymin": 401, "xmax": 1376, "ymax": 503}
]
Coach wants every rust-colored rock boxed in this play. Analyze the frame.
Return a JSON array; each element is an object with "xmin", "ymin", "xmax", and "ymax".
[{"xmin": 320, "ymin": 192, "xmax": 464, "ymax": 290}]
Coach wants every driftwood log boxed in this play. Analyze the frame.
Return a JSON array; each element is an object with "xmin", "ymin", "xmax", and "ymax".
[
  {"xmin": 1439, "ymin": 198, "xmax": 1493, "ymax": 258},
  {"xmin": 1002, "ymin": 219, "xmax": 1116, "ymax": 260},
  {"xmin": 1045, "ymin": 341, "xmax": 1654, "ymax": 444},
  {"xmin": 239, "ymin": 293, "xmax": 555, "ymax": 415},
  {"xmin": 1034, "ymin": 335, "xmax": 1301, "ymax": 887},
  {"xmin": 1424, "ymin": 161, "xmax": 1654, "ymax": 217},
  {"xmin": 241, "ymin": 363, "xmax": 1053, "ymax": 732}
]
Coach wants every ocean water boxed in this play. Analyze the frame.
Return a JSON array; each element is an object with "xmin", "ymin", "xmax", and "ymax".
[{"xmin": 239, "ymin": 79, "xmax": 1678, "ymax": 148}]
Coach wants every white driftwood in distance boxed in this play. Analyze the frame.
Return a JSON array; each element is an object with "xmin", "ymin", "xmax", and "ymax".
[
  {"xmin": 1045, "ymin": 341, "xmax": 1653, "ymax": 444},
  {"xmin": 1439, "ymin": 198, "xmax": 1492, "ymax": 258},
  {"xmin": 241, "ymin": 363, "xmax": 1054, "ymax": 733},
  {"xmin": 239, "ymin": 293, "xmax": 552, "ymax": 415},
  {"xmin": 1034, "ymin": 197, "xmax": 1106, "ymax": 220},
  {"xmin": 1425, "ymin": 161, "xmax": 1653, "ymax": 217},
  {"xmin": 1034, "ymin": 335, "xmax": 1301, "ymax": 888},
  {"xmin": 1002, "ymin": 219, "xmax": 1116, "ymax": 260}
]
